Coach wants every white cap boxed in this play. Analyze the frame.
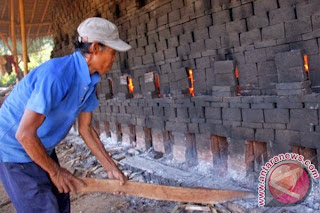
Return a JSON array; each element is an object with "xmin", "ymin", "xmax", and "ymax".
[{"xmin": 77, "ymin": 17, "xmax": 132, "ymax": 52}]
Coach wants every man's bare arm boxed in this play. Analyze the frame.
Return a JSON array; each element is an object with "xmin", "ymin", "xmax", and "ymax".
[
  {"xmin": 15, "ymin": 109, "xmax": 85, "ymax": 193},
  {"xmin": 78, "ymin": 112, "xmax": 126, "ymax": 185}
]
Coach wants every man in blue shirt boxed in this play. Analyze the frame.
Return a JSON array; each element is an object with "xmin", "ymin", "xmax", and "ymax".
[{"xmin": 0, "ymin": 17, "xmax": 131, "ymax": 212}]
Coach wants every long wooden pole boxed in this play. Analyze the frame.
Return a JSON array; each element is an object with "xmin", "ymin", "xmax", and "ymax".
[
  {"xmin": 36, "ymin": 0, "xmax": 50, "ymax": 38},
  {"xmin": 18, "ymin": 0, "xmax": 28, "ymax": 76},
  {"xmin": 1, "ymin": 0, "xmax": 8, "ymax": 19},
  {"xmin": 80, "ymin": 178, "xmax": 255, "ymax": 204},
  {"xmin": 0, "ymin": 34, "xmax": 12, "ymax": 53},
  {"xmin": 10, "ymin": 0, "xmax": 18, "ymax": 78},
  {"xmin": 0, "ymin": 19, "xmax": 51, "ymax": 26},
  {"xmin": 27, "ymin": 0, "xmax": 37, "ymax": 38}
]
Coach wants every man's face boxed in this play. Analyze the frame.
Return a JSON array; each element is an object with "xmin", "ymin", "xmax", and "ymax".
[{"xmin": 90, "ymin": 44, "xmax": 116, "ymax": 75}]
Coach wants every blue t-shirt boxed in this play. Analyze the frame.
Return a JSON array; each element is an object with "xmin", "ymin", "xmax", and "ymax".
[{"xmin": 0, "ymin": 51, "xmax": 101, "ymax": 162}]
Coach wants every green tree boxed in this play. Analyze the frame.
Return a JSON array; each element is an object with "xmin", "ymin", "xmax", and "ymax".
[
  {"xmin": 26, "ymin": 37, "xmax": 54, "ymax": 70},
  {"xmin": 0, "ymin": 73, "xmax": 16, "ymax": 87},
  {"xmin": 0, "ymin": 36, "xmax": 54, "ymax": 86}
]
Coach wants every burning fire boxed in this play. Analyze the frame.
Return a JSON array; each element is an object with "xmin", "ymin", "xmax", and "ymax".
[
  {"xmin": 235, "ymin": 67, "xmax": 241, "ymax": 95},
  {"xmin": 155, "ymin": 74, "xmax": 161, "ymax": 97},
  {"xmin": 234, "ymin": 67, "xmax": 239, "ymax": 79},
  {"xmin": 304, "ymin": 54, "xmax": 309, "ymax": 73},
  {"xmin": 188, "ymin": 69, "xmax": 195, "ymax": 97},
  {"xmin": 128, "ymin": 76, "xmax": 134, "ymax": 94}
]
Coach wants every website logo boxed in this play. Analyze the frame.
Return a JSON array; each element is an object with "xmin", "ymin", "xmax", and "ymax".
[{"xmin": 258, "ymin": 153, "xmax": 319, "ymax": 207}]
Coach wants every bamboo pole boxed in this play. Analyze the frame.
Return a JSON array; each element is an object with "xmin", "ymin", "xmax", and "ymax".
[
  {"xmin": 36, "ymin": 0, "xmax": 50, "ymax": 37},
  {"xmin": 1, "ymin": 0, "xmax": 7, "ymax": 19},
  {"xmin": 27, "ymin": 0, "xmax": 37, "ymax": 38},
  {"xmin": 27, "ymin": 38, "xmax": 34, "ymax": 49},
  {"xmin": 10, "ymin": 0, "xmax": 19, "ymax": 81},
  {"xmin": 10, "ymin": 0, "xmax": 18, "ymax": 71},
  {"xmin": 18, "ymin": 0, "xmax": 28, "ymax": 76},
  {"xmin": 0, "ymin": 19, "xmax": 51, "ymax": 26},
  {"xmin": 0, "ymin": 34, "xmax": 12, "ymax": 53}
]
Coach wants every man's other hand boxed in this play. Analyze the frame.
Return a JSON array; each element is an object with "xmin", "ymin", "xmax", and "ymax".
[{"xmin": 49, "ymin": 166, "xmax": 86, "ymax": 194}]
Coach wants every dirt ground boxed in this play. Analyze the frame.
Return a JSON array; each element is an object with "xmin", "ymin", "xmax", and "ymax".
[
  {"xmin": 0, "ymin": 137, "xmax": 177, "ymax": 213},
  {"xmin": 0, "ymin": 131, "xmax": 178, "ymax": 213},
  {"xmin": 0, "ymin": 132, "xmax": 319, "ymax": 213},
  {"xmin": 0, "ymin": 182, "xmax": 176, "ymax": 213}
]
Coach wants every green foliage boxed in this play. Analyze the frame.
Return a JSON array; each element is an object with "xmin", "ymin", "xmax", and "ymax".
[
  {"xmin": 0, "ymin": 36, "xmax": 54, "ymax": 72},
  {"xmin": 27, "ymin": 38, "xmax": 54, "ymax": 70},
  {"xmin": 28, "ymin": 36, "xmax": 54, "ymax": 53},
  {"xmin": 0, "ymin": 41, "xmax": 10, "ymax": 55},
  {"xmin": 0, "ymin": 72, "xmax": 16, "ymax": 87}
]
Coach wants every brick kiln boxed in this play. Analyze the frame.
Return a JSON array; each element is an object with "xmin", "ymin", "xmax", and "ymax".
[{"xmin": 52, "ymin": 0, "xmax": 320, "ymax": 183}]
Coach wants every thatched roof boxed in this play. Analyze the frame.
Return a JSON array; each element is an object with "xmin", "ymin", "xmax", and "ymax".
[{"xmin": 0, "ymin": 0, "xmax": 53, "ymax": 41}]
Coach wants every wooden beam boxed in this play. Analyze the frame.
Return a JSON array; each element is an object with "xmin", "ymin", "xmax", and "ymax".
[
  {"xmin": 19, "ymin": 0, "xmax": 28, "ymax": 76},
  {"xmin": 29, "ymin": 22, "xmax": 51, "ymax": 27},
  {"xmin": 0, "ymin": 19, "xmax": 11, "ymax": 24},
  {"xmin": 0, "ymin": 34, "xmax": 12, "ymax": 53},
  {"xmin": 0, "ymin": 19, "xmax": 51, "ymax": 26},
  {"xmin": 27, "ymin": 0, "xmax": 38, "ymax": 38},
  {"xmin": 29, "ymin": 0, "xmax": 37, "ymax": 22},
  {"xmin": 11, "ymin": 0, "xmax": 18, "ymax": 69},
  {"xmin": 41, "ymin": 0, "xmax": 50, "ymax": 22},
  {"xmin": 1, "ymin": 0, "xmax": 8, "ymax": 19},
  {"xmin": 27, "ymin": 38, "xmax": 34, "ymax": 49},
  {"xmin": 47, "ymin": 25, "xmax": 51, "ymax": 34},
  {"xmin": 36, "ymin": 0, "xmax": 50, "ymax": 37},
  {"xmin": 80, "ymin": 178, "xmax": 255, "ymax": 204}
]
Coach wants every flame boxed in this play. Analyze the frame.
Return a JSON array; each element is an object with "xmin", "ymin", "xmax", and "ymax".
[
  {"xmin": 188, "ymin": 69, "xmax": 195, "ymax": 97},
  {"xmin": 155, "ymin": 74, "xmax": 161, "ymax": 97},
  {"xmin": 304, "ymin": 55, "xmax": 309, "ymax": 73},
  {"xmin": 235, "ymin": 67, "xmax": 239, "ymax": 78},
  {"xmin": 128, "ymin": 76, "xmax": 134, "ymax": 94},
  {"xmin": 235, "ymin": 67, "xmax": 241, "ymax": 95}
]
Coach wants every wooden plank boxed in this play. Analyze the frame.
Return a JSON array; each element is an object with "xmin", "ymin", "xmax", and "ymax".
[{"xmin": 79, "ymin": 178, "xmax": 255, "ymax": 204}]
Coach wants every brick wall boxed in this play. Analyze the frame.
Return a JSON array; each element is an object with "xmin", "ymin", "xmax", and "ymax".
[{"xmin": 52, "ymin": 0, "xmax": 320, "ymax": 180}]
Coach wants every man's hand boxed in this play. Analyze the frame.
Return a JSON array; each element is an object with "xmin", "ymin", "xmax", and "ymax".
[
  {"xmin": 78, "ymin": 112, "xmax": 127, "ymax": 186},
  {"xmin": 107, "ymin": 166, "xmax": 127, "ymax": 185},
  {"xmin": 49, "ymin": 166, "xmax": 86, "ymax": 194},
  {"xmin": 16, "ymin": 110, "xmax": 86, "ymax": 195}
]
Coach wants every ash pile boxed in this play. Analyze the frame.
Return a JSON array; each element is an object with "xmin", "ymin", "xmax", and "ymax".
[{"xmin": 57, "ymin": 130, "xmax": 320, "ymax": 213}]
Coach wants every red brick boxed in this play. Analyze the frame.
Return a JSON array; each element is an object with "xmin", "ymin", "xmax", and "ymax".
[{"xmin": 136, "ymin": 127, "xmax": 152, "ymax": 151}]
